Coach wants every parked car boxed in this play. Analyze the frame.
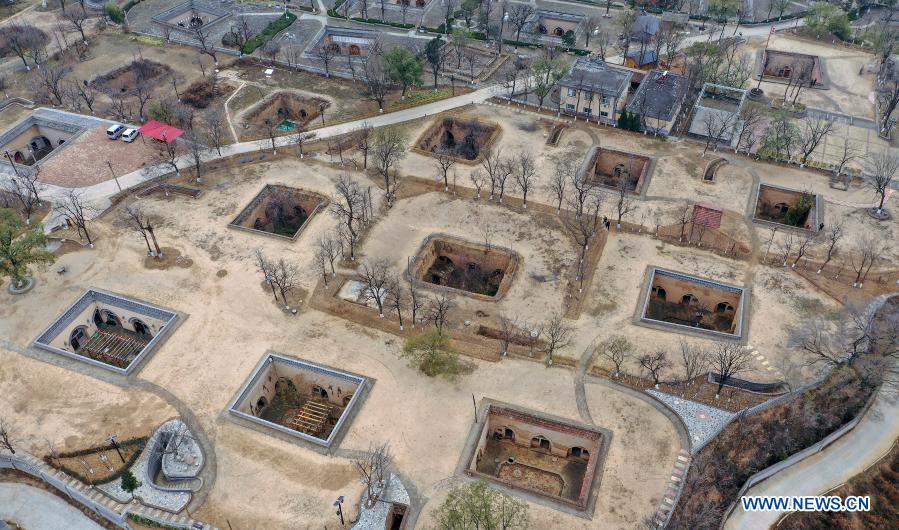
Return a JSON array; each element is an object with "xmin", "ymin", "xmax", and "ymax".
[
  {"xmin": 106, "ymin": 124, "xmax": 126, "ymax": 139},
  {"xmin": 121, "ymin": 128, "xmax": 139, "ymax": 143}
]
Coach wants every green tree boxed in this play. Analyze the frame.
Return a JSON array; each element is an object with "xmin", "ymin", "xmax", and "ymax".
[
  {"xmin": 401, "ymin": 329, "xmax": 465, "ymax": 379},
  {"xmin": 806, "ymin": 3, "xmax": 851, "ymax": 40},
  {"xmin": 0, "ymin": 208, "xmax": 54, "ymax": 289},
  {"xmin": 562, "ymin": 30, "xmax": 576, "ymax": 48},
  {"xmin": 784, "ymin": 193, "xmax": 814, "ymax": 226},
  {"xmin": 120, "ymin": 469, "xmax": 142, "ymax": 499},
  {"xmin": 105, "ymin": 2, "xmax": 125, "ymax": 24},
  {"xmin": 434, "ymin": 480, "xmax": 530, "ymax": 530},
  {"xmin": 531, "ymin": 56, "xmax": 568, "ymax": 109},
  {"xmin": 425, "ymin": 36, "xmax": 445, "ymax": 89},
  {"xmin": 384, "ymin": 47, "xmax": 423, "ymax": 98}
]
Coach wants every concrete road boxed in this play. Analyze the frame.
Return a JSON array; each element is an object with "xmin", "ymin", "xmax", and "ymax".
[
  {"xmin": 0, "ymin": 482, "xmax": 105, "ymax": 530},
  {"xmin": 724, "ymin": 390, "xmax": 899, "ymax": 530}
]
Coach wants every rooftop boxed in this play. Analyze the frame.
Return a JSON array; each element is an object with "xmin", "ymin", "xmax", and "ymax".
[
  {"xmin": 626, "ymin": 70, "xmax": 687, "ymax": 121},
  {"xmin": 560, "ymin": 58, "xmax": 633, "ymax": 97}
]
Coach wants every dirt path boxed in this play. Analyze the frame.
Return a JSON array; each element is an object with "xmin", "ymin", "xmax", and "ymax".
[{"xmin": 223, "ymin": 81, "xmax": 247, "ymax": 144}]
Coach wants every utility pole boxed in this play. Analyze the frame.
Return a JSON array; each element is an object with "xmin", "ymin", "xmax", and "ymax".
[
  {"xmin": 106, "ymin": 434, "xmax": 125, "ymax": 464},
  {"xmin": 107, "ymin": 161, "xmax": 122, "ymax": 192},
  {"xmin": 334, "ymin": 496, "xmax": 345, "ymax": 526}
]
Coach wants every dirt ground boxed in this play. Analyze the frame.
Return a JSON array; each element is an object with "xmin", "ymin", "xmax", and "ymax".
[
  {"xmin": 746, "ymin": 33, "xmax": 878, "ymax": 119},
  {"xmin": 2, "ymin": 96, "xmax": 898, "ymax": 529}
]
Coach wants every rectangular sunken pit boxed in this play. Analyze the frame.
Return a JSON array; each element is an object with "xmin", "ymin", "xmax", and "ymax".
[
  {"xmin": 228, "ymin": 353, "xmax": 369, "ymax": 448},
  {"xmin": 752, "ymin": 183, "xmax": 821, "ymax": 232},
  {"xmin": 640, "ymin": 267, "xmax": 746, "ymax": 338},
  {"xmin": 229, "ymin": 184, "xmax": 327, "ymax": 240},
  {"xmin": 34, "ymin": 289, "xmax": 179, "ymax": 375},
  {"xmin": 152, "ymin": 1, "xmax": 231, "ymax": 34},
  {"xmin": 582, "ymin": 146, "xmax": 651, "ymax": 195},
  {"xmin": 410, "ymin": 234, "xmax": 519, "ymax": 300},
  {"xmin": 464, "ymin": 402, "xmax": 607, "ymax": 513},
  {"xmin": 414, "ymin": 117, "xmax": 499, "ymax": 164},
  {"xmin": 759, "ymin": 50, "xmax": 824, "ymax": 88}
]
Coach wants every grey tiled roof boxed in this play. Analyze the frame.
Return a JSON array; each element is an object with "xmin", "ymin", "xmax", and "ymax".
[
  {"xmin": 626, "ymin": 70, "xmax": 687, "ymax": 121},
  {"xmin": 559, "ymin": 58, "xmax": 633, "ymax": 97}
]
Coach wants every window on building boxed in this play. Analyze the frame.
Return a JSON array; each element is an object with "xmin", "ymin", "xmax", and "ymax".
[
  {"xmin": 567, "ymin": 88, "xmax": 576, "ymax": 97},
  {"xmin": 600, "ymin": 111, "xmax": 609, "ymax": 117},
  {"xmin": 566, "ymin": 103, "xmax": 575, "ymax": 110},
  {"xmin": 583, "ymin": 107, "xmax": 592, "ymax": 114},
  {"xmin": 585, "ymin": 91, "xmax": 594, "ymax": 101},
  {"xmin": 601, "ymin": 95, "xmax": 610, "ymax": 106}
]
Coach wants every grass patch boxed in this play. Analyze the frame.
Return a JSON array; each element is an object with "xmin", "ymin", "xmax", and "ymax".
[
  {"xmin": 792, "ymin": 295, "xmax": 841, "ymax": 321},
  {"xmin": 129, "ymin": 34, "xmax": 165, "ymax": 47},
  {"xmin": 44, "ymin": 437, "xmax": 147, "ymax": 485},
  {"xmin": 242, "ymin": 12, "xmax": 297, "ymax": 54}
]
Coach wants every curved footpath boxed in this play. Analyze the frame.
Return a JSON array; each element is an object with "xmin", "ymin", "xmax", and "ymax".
[
  {"xmin": 724, "ymin": 391, "xmax": 899, "ymax": 530},
  {"xmin": 0, "ymin": 482, "xmax": 104, "ymax": 530}
]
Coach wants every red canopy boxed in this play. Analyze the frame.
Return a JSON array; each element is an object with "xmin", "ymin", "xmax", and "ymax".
[{"xmin": 138, "ymin": 120, "xmax": 183, "ymax": 143}]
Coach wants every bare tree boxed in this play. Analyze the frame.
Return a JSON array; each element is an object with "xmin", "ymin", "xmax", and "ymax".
[
  {"xmin": 122, "ymin": 206, "xmax": 162, "ymax": 257},
  {"xmin": 701, "ymin": 110, "xmax": 736, "ymax": 156},
  {"xmin": 409, "ymin": 283, "xmax": 425, "ymax": 328},
  {"xmin": 849, "ymin": 234, "xmax": 879, "ymax": 287},
  {"xmin": 539, "ymin": 313, "xmax": 572, "ymax": 366},
  {"xmin": 797, "ymin": 116, "xmax": 835, "ymax": 165},
  {"xmin": 428, "ymin": 289, "xmax": 454, "ymax": 334},
  {"xmin": 512, "ymin": 150, "xmax": 537, "ymax": 208},
  {"xmin": 54, "ymin": 190, "xmax": 98, "ymax": 247},
  {"xmin": 598, "ymin": 335, "xmax": 633, "ymax": 378},
  {"xmin": 357, "ymin": 123, "xmax": 374, "ymax": 169},
  {"xmin": 709, "ymin": 342, "xmax": 752, "ymax": 397},
  {"xmin": 832, "ymin": 137, "xmax": 860, "ymax": 183},
  {"xmin": 64, "ymin": 8, "xmax": 89, "ymax": 44},
  {"xmin": 640, "ymin": 350, "xmax": 670, "ymax": 387},
  {"xmin": 34, "ymin": 63, "xmax": 70, "ymax": 105},
  {"xmin": 865, "ymin": 151, "xmax": 899, "ymax": 215},
  {"xmin": 507, "ymin": 4, "xmax": 534, "ymax": 42},
  {"xmin": 677, "ymin": 339, "xmax": 708, "ymax": 384},
  {"xmin": 330, "ymin": 175, "xmax": 366, "ymax": 260},
  {"xmin": 433, "ymin": 151, "xmax": 456, "ymax": 192},
  {"xmin": 818, "ymin": 220, "xmax": 844, "ymax": 273},
  {"xmin": 612, "ymin": 181, "xmax": 637, "ymax": 228},
  {"xmin": 468, "ymin": 168, "xmax": 487, "ymax": 199},
  {"xmin": 792, "ymin": 301, "xmax": 890, "ymax": 370},
  {"xmin": 202, "ymin": 109, "xmax": 227, "ymax": 156},
  {"xmin": 547, "ymin": 153, "xmax": 575, "ymax": 213},
  {"xmin": 582, "ymin": 15, "xmax": 601, "ymax": 47},
  {"xmin": 0, "ymin": 418, "xmax": 15, "ymax": 454},
  {"xmin": 497, "ymin": 313, "xmax": 520, "ymax": 356},
  {"xmin": 791, "ymin": 231, "xmax": 817, "ymax": 268},
  {"xmin": 386, "ymin": 275, "xmax": 407, "ymax": 330},
  {"xmin": 358, "ymin": 259, "xmax": 391, "ymax": 317},
  {"xmin": 479, "ymin": 147, "xmax": 509, "ymax": 201},
  {"xmin": 315, "ymin": 233, "xmax": 340, "ymax": 277},
  {"xmin": 192, "ymin": 26, "xmax": 218, "ymax": 64},
  {"xmin": 0, "ymin": 24, "xmax": 45, "ymax": 70},
  {"xmin": 356, "ymin": 443, "xmax": 392, "ymax": 508},
  {"xmin": 74, "ymin": 78, "xmax": 97, "ymax": 114},
  {"xmin": 3, "ymin": 169, "xmax": 43, "ymax": 224},
  {"xmin": 734, "ymin": 105, "xmax": 765, "ymax": 155},
  {"xmin": 361, "ymin": 45, "xmax": 390, "ymax": 112},
  {"xmin": 270, "ymin": 257, "xmax": 300, "ymax": 308},
  {"xmin": 373, "ymin": 127, "xmax": 407, "ymax": 206}
]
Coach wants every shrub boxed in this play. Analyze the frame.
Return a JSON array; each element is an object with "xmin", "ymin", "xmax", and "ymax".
[
  {"xmin": 242, "ymin": 12, "xmax": 296, "ymax": 54},
  {"xmin": 401, "ymin": 330, "xmax": 468, "ymax": 379},
  {"xmin": 784, "ymin": 193, "xmax": 814, "ymax": 227},
  {"xmin": 181, "ymin": 79, "xmax": 215, "ymax": 108},
  {"xmin": 106, "ymin": 2, "xmax": 125, "ymax": 24}
]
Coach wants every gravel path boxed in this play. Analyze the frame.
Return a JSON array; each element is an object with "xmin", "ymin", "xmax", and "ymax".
[{"xmin": 646, "ymin": 390, "xmax": 735, "ymax": 451}]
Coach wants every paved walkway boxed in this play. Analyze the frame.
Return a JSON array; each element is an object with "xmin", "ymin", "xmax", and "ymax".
[
  {"xmin": 0, "ymin": 482, "xmax": 105, "ymax": 530},
  {"xmin": 724, "ymin": 391, "xmax": 899, "ymax": 530}
]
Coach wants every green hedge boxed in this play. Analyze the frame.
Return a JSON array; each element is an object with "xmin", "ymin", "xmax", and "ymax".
[
  {"xmin": 106, "ymin": 2, "xmax": 125, "ymax": 24},
  {"xmin": 242, "ymin": 12, "xmax": 297, "ymax": 54},
  {"xmin": 351, "ymin": 17, "xmax": 414, "ymax": 29}
]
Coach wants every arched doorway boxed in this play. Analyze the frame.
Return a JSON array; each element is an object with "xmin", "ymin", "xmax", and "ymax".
[
  {"xmin": 69, "ymin": 326, "xmax": 87, "ymax": 352},
  {"xmin": 328, "ymin": 42, "xmax": 340, "ymax": 54},
  {"xmin": 349, "ymin": 44, "xmax": 361, "ymax": 56},
  {"xmin": 569, "ymin": 446, "xmax": 589, "ymax": 460},
  {"xmin": 256, "ymin": 396, "xmax": 268, "ymax": 414},
  {"xmin": 530, "ymin": 435, "xmax": 551, "ymax": 451},
  {"xmin": 538, "ymin": 24, "xmax": 548, "ymax": 34},
  {"xmin": 131, "ymin": 318, "xmax": 152, "ymax": 338},
  {"xmin": 554, "ymin": 27, "xmax": 564, "ymax": 36},
  {"xmin": 13, "ymin": 151, "xmax": 24, "ymax": 164},
  {"xmin": 681, "ymin": 294, "xmax": 698, "ymax": 306},
  {"xmin": 652, "ymin": 286, "xmax": 666, "ymax": 300},
  {"xmin": 715, "ymin": 302, "xmax": 734, "ymax": 314},
  {"xmin": 312, "ymin": 385, "xmax": 329, "ymax": 400}
]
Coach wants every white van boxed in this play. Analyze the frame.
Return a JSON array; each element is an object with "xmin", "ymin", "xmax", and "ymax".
[
  {"xmin": 106, "ymin": 124, "xmax": 126, "ymax": 139},
  {"xmin": 121, "ymin": 128, "xmax": 139, "ymax": 143}
]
